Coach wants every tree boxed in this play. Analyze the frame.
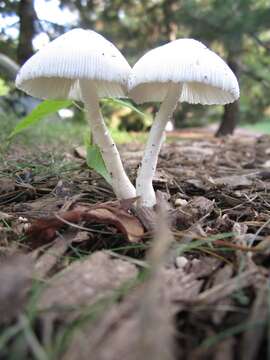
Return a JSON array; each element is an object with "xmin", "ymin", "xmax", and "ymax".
[
  {"xmin": 1, "ymin": 0, "xmax": 270, "ymax": 133},
  {"xmin": 175, "ymin": 0, "xmax": 270, "ymax": 135},
  {"xmin": 0, "ymin": 0, "xmax": 36, "ymax": 64},
  {"xmin": 17, "ymin": 0, "xmax": 37, "ymax": 65}
]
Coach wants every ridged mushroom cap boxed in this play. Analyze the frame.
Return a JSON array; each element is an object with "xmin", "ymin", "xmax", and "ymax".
[
  {"xmin": 16, "ymin": 28, "xmax": 131, "ymax": 100},
  {"xmin": 128, "ymin": 39, "xmax": 240, "ymax": 105}
]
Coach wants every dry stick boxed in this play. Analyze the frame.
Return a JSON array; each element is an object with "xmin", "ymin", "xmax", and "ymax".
[
  {"xmin": 54, "ymin": 213, "xmax": 113, "ymax": 235},
  {"xmin": 33, "ymin": 232, "xmax": 77, "ymax": 279},
  {"xmin": 197, "ymin": 269, "xmax": 258, "ymax": 304},
  {"xmin": 213, "ymin": 240, "xmax": 263, "ymax": 252},
  {"xmin": 248, "ymin": 217, "xmax": 270, "ymax": 247}
]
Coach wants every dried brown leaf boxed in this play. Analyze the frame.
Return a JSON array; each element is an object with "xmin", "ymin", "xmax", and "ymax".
[
  {"xmin": 86, "ymin": 206, "xmax": 144, "ymax": 242},
  {"xmin": 213, "ymin": 175, "xmax": 253, "ymax": 188},
  {"xmin": 173, "ymin": 196, "xmax": 214, "ymax": 228},
  {"xmin": 31, "ymin": 231, "xmax": 89, "ymax": 276},
  {"xmin": 62, "ymin": 291, "xmax": 139, "ymax": 360},
  {"xmin": 0, "ymin": 254, "xmax": 33, "ymax": 323},
  {"xmin": 0, "ymin": 177, "xmax": 15, "ymax": 194},
  {"xmin": 61, "ymin": 259, "xmax": 203, "ymax": 360},
  {"xmin": 27, "ymin": 201, "xmax": 144, "ymax": 247},
  {"xmin": 187, "ymin": 257, "xmax": 220, "ymax": 278},
  {"xmin": 26, "ymin": 210, "xmax": 83, "ymax": 247},
  {"xmin": 38, "ymin": 251, "xmax": 138, "ymax": 316}
]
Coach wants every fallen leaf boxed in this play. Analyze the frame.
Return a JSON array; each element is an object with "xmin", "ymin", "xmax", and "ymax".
[
  {"xmin": 38, "ymin": 251, "xmax": 138, "ymax": 316},
  {"xmin": 173, "ymin": 196, "xmax": 214, "ymax": 228},
  {"xmin": 62, "ymin": 262, "xmax": 201, "ymax": 360},
  {"xmin": 213, "ymin": 175, "xmax": 253, "ymax": 188},
  {"xmin": 13, "ymin": 196, "xmax": 64, "ymax": 217},
  {"xmin": 31, "ymin": 230, "xmax": 89, "ymax": 278},
  {"xmin": 0, "ymin": 254, "xmax": 33, "ymax": 323},
  {"xmin": 0, "ymin": 177, "xmax": 15, "ymax": 193},
  {"xmin": 26, "ymin": 210, "xmax": 84, "ymax": 248},
  {"xmin": 26, "ymin": 200, "xmax": 144, "ymax": 247},
  {"xmin": 85, "ymin": 207, "xmax": 143, "ymax": 242}
]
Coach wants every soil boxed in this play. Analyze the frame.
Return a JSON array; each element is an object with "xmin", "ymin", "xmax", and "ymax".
[{"xmin": 0, "ymin": 131, "xmax": 270, "ymax": 360}]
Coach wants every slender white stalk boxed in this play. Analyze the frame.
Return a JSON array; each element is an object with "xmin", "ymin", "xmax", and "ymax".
[
  {"xmin": 136, "ymin": 83, "xmax": 182, "ymax": 207},
  {"xmin": 80, "ymin": 80, "xmax": 136, "ymax": 200}
]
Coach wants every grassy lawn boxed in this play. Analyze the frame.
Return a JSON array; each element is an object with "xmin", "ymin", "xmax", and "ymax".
[
  {"xmin": 1, "ymin": 110, "xmax": 270, "ymax": 157},
  {"xmin": 243, "ymin": 117, "xmax": 270, "ymax": 134},
  {"xmin": 0, "ymin": 113, "xmax": 147, "ymax": 150}
]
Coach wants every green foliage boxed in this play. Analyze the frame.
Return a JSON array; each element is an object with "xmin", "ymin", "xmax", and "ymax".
[
  {"xmin": 2, "ymin": 0, "xmax": 270, "ymax": 129},
  {"xmin": 84, "ymin": 129, "xmax": 112, "ymax": 184},
  {"xmin": 57, "ymin": 0, "xmax": 270, "ymax": 127},
  {"xmin": 0, "ymin": 78, "xmax": 9, "ymax": 96},
  {"xmin": 86, "ymin": 143, "xmax": 112, "ymax": 184},
  {"xmin": 7, "ymin": 97, "xmax": 145, "ymax": 184},
  {"xmin": 101, "ymin": 98, "xmax": 145, "ymax": 119},
  {"xmin": 177, "ymin": 0, "xmax": 270, "ymax": 123},
  {"xmin": 9, "ymin": 97, "xmax": 145, "ymax": 140},
  {"xmin": 8, "ymin": 99, "xmax": 72, "ymax": 139},
  {"xmin": 244, "ymin": 118, "xmax": 270, "ymax": 133}
]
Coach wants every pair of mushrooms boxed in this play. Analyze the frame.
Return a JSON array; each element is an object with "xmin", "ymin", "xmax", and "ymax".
[{"xmin": 16, "ymin": 29, "xmax": 239, "ymax": 208}]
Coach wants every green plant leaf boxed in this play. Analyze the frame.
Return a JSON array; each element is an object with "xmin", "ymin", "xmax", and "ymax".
[
  {"xmin": 9, "ymin": 99, "xmax": 72, "ymax": 139},
  {"xmin": 101, "ymin": 98, "xmax": 145, "ymax": 118},
  {"xmin": 0, "ymin": 78, "xmax": 9, "ymax": 96},
  {"xmin": 86, "ymin": 144, "xmax": 112, "ymax": 185}
]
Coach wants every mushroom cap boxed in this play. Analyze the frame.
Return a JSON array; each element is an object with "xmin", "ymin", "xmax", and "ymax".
[
  {"xmin": 16, "ymin": 28, "xmax": 131, "ymax": 100},
  {"xmin": 128, "ymin": 39, "xmax": 240, "ymax": 105}
]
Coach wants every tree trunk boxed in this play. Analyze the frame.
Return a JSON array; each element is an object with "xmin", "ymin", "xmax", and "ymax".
[
  {"xmin": 215, "ymin": 56, "xmax": 240, "ymax": 137},
  {"xmin": 0, "ymin": 53, "xmax": 19, "ymax": 80},
  {"xmin": 17, "ymin": 0, "xmax": 36, "ymax": 65},
  {"xmin": 162, "ymin": 0, "xmax": 178, "ymax": 41}
]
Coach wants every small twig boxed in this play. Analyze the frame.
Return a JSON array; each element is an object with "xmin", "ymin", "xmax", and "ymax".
[
  {"xmin": 214, "ymin": 240, "xmax": 263, "ymax": 253},
  {"xmin": 249, "ymin": 217, "xmax": 270, "ymax": 247},
  {"xmin": 105, "ymin": 250, "xmax": 149, "ymax": 268},
  {"xmin": 54, "ymin": 212, "xmax": 113, "ymax": 235},
  {"xmin": 196, "ymin": 269, "xmax": 258, "ymax": 304}
]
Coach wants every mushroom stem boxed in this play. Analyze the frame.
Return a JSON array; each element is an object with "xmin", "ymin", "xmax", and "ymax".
[
  {"xmin": 80, "ymin": 80, "xmax": 136, "ymax": 200},
  {"xmin": 136, "ymin": 83, "xmax": 182, "ymax": 207}
]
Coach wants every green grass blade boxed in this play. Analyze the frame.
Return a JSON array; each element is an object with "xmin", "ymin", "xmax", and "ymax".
[
  {"xmin": 101, "ymin": 98, "xmax": 145, "ymax": 118},
  {"xmin": 86, "ymin": 144, "xmax": 112, "ymax": 185},
  {"xmin": 176, "ymin": 232, "xmax": 235, "ymax": 255},
  {"xmin": 0, "ymin": 323, "xmax": 22, "ymax": 350},
  {"xmin": 9, "ymin": 99, "xmax": 72, "ymax": 139},
  {"xmin": 201, "ymin": 320, "xmax": 265, "ymax": 349},
  {"xmin": 20, "ymin": 314, "xmax": 49, "ymax": 360}
]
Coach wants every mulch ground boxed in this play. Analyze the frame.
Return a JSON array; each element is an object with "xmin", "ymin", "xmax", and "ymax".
[{"xmin": 0, "ymin": 131, "xmax": 270, "ymax": 360}]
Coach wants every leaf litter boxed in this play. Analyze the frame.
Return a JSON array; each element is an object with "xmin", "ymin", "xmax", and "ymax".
[{"xmin": 1, "ymin": 132, "xmax": 270, "ymax": 359}]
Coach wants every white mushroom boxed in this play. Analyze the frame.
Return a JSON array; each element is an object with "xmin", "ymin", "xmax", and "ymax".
[
  {"xmin": 129, "ymin": 39, "xmax": 240, "ymax": 207},
  {"xmin": 16, "ymin": 28, "xmax": 136, "ymax": 200}
]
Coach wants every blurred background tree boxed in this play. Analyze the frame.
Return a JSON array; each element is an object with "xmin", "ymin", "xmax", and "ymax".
[{"xmin": 0, "ymin": 0, "xmax": 270, "ymax": 135}]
